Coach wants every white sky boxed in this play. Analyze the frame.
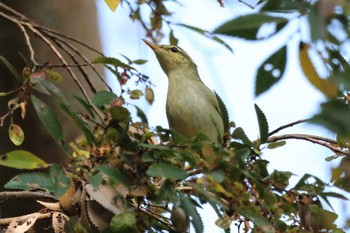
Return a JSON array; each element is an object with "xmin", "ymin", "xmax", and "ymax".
[{"xmin": 96, "ymin": 0, "xmax": 349, "ymax": 232}]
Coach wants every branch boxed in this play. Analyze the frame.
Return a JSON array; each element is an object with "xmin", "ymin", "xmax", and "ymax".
[
  {"xmin": 0, "ymin": 191, "xmax": 56, "ymax": 201},
  {"xmin": 0, "ymin": 212, "xmax": 52, "ymax": 225},
  {"xmin": 268, "ymin": 134, "xmax": 350, "ymax": 156},
  {"xmin": 268, "ymin": 119, "xmax": 309, "ymax": 136}
]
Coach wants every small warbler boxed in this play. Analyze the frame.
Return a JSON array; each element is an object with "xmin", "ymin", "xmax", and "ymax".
[{"xmin": 143, "ymin": 39, "xmax": 224, "ymax": 145}]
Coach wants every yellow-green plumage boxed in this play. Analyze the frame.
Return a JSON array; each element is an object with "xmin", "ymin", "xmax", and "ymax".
[{"xmin": 143, "ymin": 39, "xmax": 224, "ymax": 145}]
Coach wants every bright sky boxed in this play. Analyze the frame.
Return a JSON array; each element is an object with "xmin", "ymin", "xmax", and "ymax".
[{"xmin": 96, "ymin": 0, "xmax": 349, "ymax": 231}]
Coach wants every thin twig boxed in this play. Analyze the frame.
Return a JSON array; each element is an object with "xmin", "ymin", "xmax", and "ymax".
[
  {"xmin": 268, "ymin": 119, "xmax": 309, "ymax": 136},
  {"xmin": 0, "ymin": 212, "xmax": 52, "ymax": 225},
  {"xmin": 15, "ymin": 22, "xmax": 37, "ymax": 66},
  {"xmin": 0, "ymin": 191, "xmax": 56, "ymax": 201},
  {"xmin": 268, "ymin": 134, "xmax": 350, "ymax": 156}
]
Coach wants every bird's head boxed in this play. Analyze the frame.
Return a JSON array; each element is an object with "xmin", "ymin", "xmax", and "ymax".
[{"xmin": 143, "ymin": 39, "xmax": 197, "ymax": 76}]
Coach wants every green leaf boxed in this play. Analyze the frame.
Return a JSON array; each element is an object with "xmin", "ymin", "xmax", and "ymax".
[
  {"xmin": 180, "ymin": 194, "xmax": 204, "ymax": 233},
  {"xmin": 255, "ymin": 46, "xmax": 287, "ymax": 96},
  {"xmin": 50, "ymin": 164, "xmax": 70, "ymax": 197},
  {"xmin": 145, "ymin": 86, "xmax": 154, "ymax": 105},
  {"xmin": 169, "ymin": 30, "xmax": 179, "ymax": 46},
  {"xmin": 178, "ymin": 23, "xmax": 233, "ymax": 52},
  {"xmin": 261, "ymin": 0, "xmax": 310, "ymax": 13},
  {"xmin": 92, "ymin": 90, "xmax": 117, "ymax": 106},
  {"xmin": 135, "ymin": 106, "xmax": 148, "ymax": 124},
  {"xmin": 254, "ymin": 104, "xmax": 269, "ymax": 143},
  {"xmin": 109, "ymin": 105, "xmax": 131, "ymax": 122},
  {"xmin": 232, "ymin": 127, "xmax": 253, "ymax": 147},
  {"xmin": 74, "ymin": 95, "xmax": 95, "ymax": 118},
  {"xmin": 0, "ymin": 150, "xmax": 47, "ymax": 169},
  {"xmin": 46, "ymin": 70, "xmax": 63, "ymax": 83},
  {"xmin": 5, "ymin": 173, "xmax": 53, "ymax": 191},
  {"xmin": 0, "ymin": 55, "xmax": 21, "ymax": 82},
  {"xmin": 215, "ymin": 92, "xmax": 230, "ymax": 133},
  {"xmin": 213, "ymin": 14, "xmax": 288, "ymax": 40},
  {"xmin": 60, "ymin": 103, "xmax": 95, "ymax": 146},
  {"xmin": 8, "ymin": 124, "xmax": 24, "ymax": 146},
  {"xmin": 109, "ymin": 211, "xmax": 137, "ymax": 232},
  {"xmin": 97, "ymin": 165, "xmax": 128, "ymax": 187},
  {"xmin": 129, "ymin": 89, "xmax": 144, "ymax": 99},
  {"xmin": 31, "ymin": 78, "xmax": 68, "ymax": 104},
  {"xmin": 236, "ymin": 207, "xmax": 273, "ymax": 230},
  {"xmin": 92, "ymin": 56, "xmax": 131, "ymax": 69},
  {"xmin": 146, "ymin": 163, "xmax": 189, "ymax": 180},
  {"xmin": 31, "ymin": 96, "xmax": 63, "ymax": 143},
  {"xmin": 267, "ymin": 140, "xmax": 286, "ymax": 149},
  {"xmin": 310, "ymin": 99, "xmax": 350, "ymax": 135},
  {"xmin": 132, "ymin": 59, "xmax": 147, "ymax": 65}
]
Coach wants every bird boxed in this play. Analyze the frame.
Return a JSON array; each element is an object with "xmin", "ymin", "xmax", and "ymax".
[{"xmin": 143, "ymin": 39, "xmax": 224, "ymax": 145}]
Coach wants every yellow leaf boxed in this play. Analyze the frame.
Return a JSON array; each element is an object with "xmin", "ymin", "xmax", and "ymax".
[
  {"xmin": 104, "ymin": 0, "xmax": 120, "ymax": 12},
  {"xmin": 299, "ymin": 42, "xmax": 338, "ymax": 98}
]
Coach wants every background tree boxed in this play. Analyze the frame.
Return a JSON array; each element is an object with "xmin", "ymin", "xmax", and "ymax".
[{"xmin": 0, "ymin": 0, "xmax": 349, "ymax": 232}]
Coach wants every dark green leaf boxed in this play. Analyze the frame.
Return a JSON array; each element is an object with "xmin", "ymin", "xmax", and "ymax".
[
  {"xmin": 261, "ymin": 0, "xmax": 310, "ymax": 13},
  {"xmin": 178, "ymin": 23, "xmax": 233, "ymax": 52},
  {"xmin": 254, "ymin": 104, "xmax": 269, "ymax": 143},
  {"xmin": 74, "ymin": 95, "xmax": 95, "ymax": 118},
  {"xmin": 232, "ymin": 127, "xmax": 253, "ymax": 147},
  {"xmin": 0, "ymin": 55, "xmax": 21, "ymax": 82},
  {"xmin": 235, "ymin": 207, "xmax": 272, "ymax": 230},
  {"xmin": 109, "ymin": 106, "xmax": 131, "ymax": 122},
  {"xmin": 5, "ymin": 173, "xmax": 53, "ymax": 191},
  {"xmin": 135, "ymin": 106, "xmax": 148, "ymax": 124},
  {"xmin": 50, "ymin": 164, "xmax": 70, "ymax": 197},
  {"xmin": 92, "ymin": 90, "xmax": 117, "ymax": 106},
  {"xmin": 0, "ymin": 150, "xmax": 47, "ymax": 169},
  {"xmin": 92, "ymin": 56, "xmax": 131, "ymax": 69},
  {"xmin": 31, "ymin": 78, "xmax": 68, "ymax": 104},
  {"xmin": 169, "ymin": 30, "xmax": 179, "ymax": 46},
  {"xmin": 146, "ymin": 163, "xmax": 188, "ymax": 180},
  {"xmin": 109, "ymin": 211, "xmax": 137, "ymax": 232},
  {"xmin": 213, "ymin": 14, "xmax": 288, "ymax": 40},
  {"xmin": 180, "ymin": 194, "xmax": 204, "ymax": 233},
  {"xmin": 60, "ymin": 103, "xmax": 95, "ymax": 146},
  {"xmin": 255, "ymin": 46, "xmax": 287, "ymax": 96},
  {"xmin": 31, "ymin": 96, "xmax": 63, "ymax": 143},
  {"xmin": 215, "ymin": 92, "xmax": 230, "ymax": 133},
  {"xmin": 97, "ymin": 165, "xmax": 128, "ymax": 187},
  {"xmin": 310, "ymin": 99, "xmax": 350, "ymax": 135},
  {"xmin": 268, "ymin": 170, "xmax": 292, "ymax": 189}
]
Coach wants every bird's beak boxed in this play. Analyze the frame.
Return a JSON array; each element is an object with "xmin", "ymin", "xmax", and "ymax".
[{"xmin": 142, "ymin": 39, "xmax": 159, "ymax": 51}]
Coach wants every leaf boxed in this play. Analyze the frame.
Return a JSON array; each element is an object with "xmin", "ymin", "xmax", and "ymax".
[
  {"xmin": 235, "ymin": 207, "xmax": 273, "ymax": 230},
  {"xmin": 169, "ymin": 30, "xmax": 179, "ymax": 46},
  {"xmin": 109, "ymin": 105, "xmax": 131, "ymax": 122},
  {"xmin": 0, "ymin": 150, "xmax": 47, "ymax": 169},
  {"xmin": 104, "ymin": 0, "xmax": 120, "ymax": 12},
  {"xmin": 46, "ymin": 70, "xmax": 63, "ymax": 83},
  {"xmin": 299, "ymin": 43, "xmax": 338, "ymax": 98},
  {"xmin": 31, "ymin": 96, "xmax": 63, "ymax": 143},
  {"xmin": 310, "ymin": 99, "xmax": 350, "ymax": 135},
  {"xmin": 178, "ymin": 23, "xmax": 233, "ymax": 52},
  {"xmin": 213, "ymin": 14, "xmax": 288, "ymax": 40},
  {"xmin": 135, "ymin": 106, "xmax": 148, "ymax": 124},
  {"xmin": 261, "ymin": 0, "xmax": 310, "ymax": 13},
  {"xmin": 97, "ymin": 165, "xmax": 128, "ymax": 187},
  {"xmin": 132, "ymin": 59, "xmax": 147, "ymax": 65},
  {"xmin": 180, "ymin": 194, "xmax": 204, "ymax": 233},
  {"xmin": 5, "ymin": 173, "xmax": 53, "ymax": 191},
  {"xmin": 146, "ymin": 163, "xmax": 189, "ymax": 180},
  {"xmin": 215, "ymin": 92, "xmax": 229, "ymax": 133},
  {"xmin": 92, "ymin": 90, "xmax": 117, "ymax": 106},
  {"xmin": 92, "ymin": 56, "xmax": 131, "ymax": 69},
  {"xmin": 9, "ymin": 124, "xmax": 24, "ymax": 146},
  {"xmin": 60, "ymin": 103, "xmax": 95, "ymax": 146},
  {"xmin": 231, "ymin": 127, "xmax": 253, "ymax": 147},
  {"xmin": 129, "ymin": 89, "xmax": 144, "ymax": 99},
  {"xmin": 31, "ymin": 78, "xmax": 68, "ymax": 104},
  {"xmin": 254, "ymin": 104, "xmax": 269, "ymax": 143},
  {"xmin": 267, "ymin": 140, "xmax": 286, "ymax": 149},
  {"xmin": 0, "ymin": 55, "xmax": 21, "ymax": 82},
  {"xmin": 109, "ymin": 211, "xmax": 137, "ymax": 232},
  {"xmin": 145, "ymin": 86, "xmax": 155, "ymax": 105},
  {"xmin": 255, "ymin": 46, "xmax": 287, "ymax": 96},
  {"xmin": 50, "ymin": 164, "xmax": 70, "ymax": 197},
  {"xmin": 74, "ymin": 95, "xmax": 95, "ymax": 118}
]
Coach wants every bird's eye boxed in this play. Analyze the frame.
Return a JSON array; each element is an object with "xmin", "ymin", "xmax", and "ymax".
[{"xmin": 171, "ymin": 47, "xmax": 178, "ymax": 53}]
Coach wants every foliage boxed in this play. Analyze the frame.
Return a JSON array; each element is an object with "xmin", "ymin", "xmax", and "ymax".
[{"xmin": 0, "ymin": 0, "xmax": 350, "ymax": 233}]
